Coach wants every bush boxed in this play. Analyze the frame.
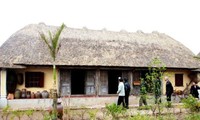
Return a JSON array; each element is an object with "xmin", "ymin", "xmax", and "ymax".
[
  {"xmin": 105, "ymin": 103, "xmax": 127, "ymax": 120},
  {"xmin": 182, "ymin": 95, "xmax": 200, "ymax": 112},
  {"xmin": 184, "ymin": 113, "xmax": 200, "ymax": 120},
  {"xmin": 138, "ymin": 105, "xmax": 151, "ymax": 110}
]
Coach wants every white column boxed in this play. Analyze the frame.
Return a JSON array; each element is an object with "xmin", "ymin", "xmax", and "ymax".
[{"xmin": 0, "ymin": 69, "xmax": 8, "ymax": 108}]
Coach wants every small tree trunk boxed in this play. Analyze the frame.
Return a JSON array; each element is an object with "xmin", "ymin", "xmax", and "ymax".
[{"xmin": 52, "ymin": 64, "xmax": 58, "ymax": 120}]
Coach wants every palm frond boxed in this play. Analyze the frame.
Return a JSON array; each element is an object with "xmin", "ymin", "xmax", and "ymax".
[
  {"xmin": 40, "ymin": 32, "xmax": 52, "ymax": 51},
  {"xmin": 40, "ymin": 24, "xmax": 65, "ymax": 61},
  {"xmin": 48, "ymin": 31, "xmax": 53, "ymax": 41},
  {"xmin": 52, "ymin": 23, "xmax": 65, "ymax": 53}
]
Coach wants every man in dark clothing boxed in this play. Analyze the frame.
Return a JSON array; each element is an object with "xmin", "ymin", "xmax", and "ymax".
[
  {"xmin": 165, "ymin": 76, "xmax": 174, "ymax": 101},
  {"xmin": 190, "ymin": 82, "xmax": 200, "ymax": 98},
  {"xmin": 124, "ymin": 78, "xmax": 130, "ymax": 109}
]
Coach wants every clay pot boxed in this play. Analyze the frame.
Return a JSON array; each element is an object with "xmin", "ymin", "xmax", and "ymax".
[
  {"xmin": 41, "ymin": 90, "xmax": 49, "ymax": 98},
  {"xmin": 26, "ymin": 91, "xmax": 31, "ymax": 98},
  {"xmin": 21, "ymin": 89, "xmax": 27, "ymax": 98},
  {"xmin": 14, "ymin": 89, "xmax": 21, "ymax": 99},
  {"xmin": 31, "ymin": 92, "xmax": 35, "ymax": 99},
  {"xmin": 35, "ymin": 91, "xmax": 41, "ymax": 98}
]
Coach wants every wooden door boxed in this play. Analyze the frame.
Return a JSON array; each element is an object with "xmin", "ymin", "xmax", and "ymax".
[{"xmin": 60, "ymin": 70, "xmax": 71, "ymax": 96}]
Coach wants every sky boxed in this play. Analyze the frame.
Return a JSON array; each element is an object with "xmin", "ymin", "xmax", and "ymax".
[{"xmin": 0, "ymin": 0, "xmax": 199, "ymax": 55}]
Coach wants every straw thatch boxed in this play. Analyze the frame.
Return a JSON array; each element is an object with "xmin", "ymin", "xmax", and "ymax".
[{"xmin": 0, "ymin": 23, "xmax": 199, "ymax": 68}]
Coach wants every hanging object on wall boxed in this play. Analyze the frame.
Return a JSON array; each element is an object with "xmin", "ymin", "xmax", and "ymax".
[{"xmin": 17, "ymin": 73, "xmax": 24, "ymax": 85}]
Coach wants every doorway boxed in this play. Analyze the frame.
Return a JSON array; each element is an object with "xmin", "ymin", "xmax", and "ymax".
[
  {"xmin": 71, "ymin": 70, "xmax": 85, "ymax": 94},
  {"xmin": 108, "ymin": 70, "xmax": 122, "ymax": 94}
]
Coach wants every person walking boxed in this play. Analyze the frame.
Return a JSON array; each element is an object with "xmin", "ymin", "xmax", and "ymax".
[
  {"xmin": 190, "ymin": 82, "xmax": 200, "ymax": 98},
  {"xmin": 117, "ymin": 77, "xmax": 125, "ymax": 107},
  {"xmin": 165, "ymin": 76, "xmax": 174, "ymax": 101},
  {"xmin": 124, "ymin": 77, "xmax": 130, "ymax": 109}
]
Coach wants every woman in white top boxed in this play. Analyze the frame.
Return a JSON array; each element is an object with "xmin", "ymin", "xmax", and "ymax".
[{"xmin": 117, "ymin": 77, "xmax": 125, "ymax": 107}]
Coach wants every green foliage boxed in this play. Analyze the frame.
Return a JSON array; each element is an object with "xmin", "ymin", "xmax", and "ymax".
[
  {"xmin": 138, "ymin": 105, "xmax": 151, "ymax": 110},
  {"xmin": 184, "ymin": 113, "xmax": 200, "ymax": 120},
  {"xmin": 182, "ymin": 95, "xmax": 200, "ymax": 112},
  {"xmin": 2, "ymin": 105, "xmax": 11, "ymax": 120},
  {"xmin": 24, "ymin": 109, "xmax": 34, "ymax": 118},
  {"xmin": 88, "ymin": 109, "xmax": 98, "ymax": 120},
  {"xmin": 193, "ymin": 56, "xmax": 200, "ymax": 60},
  {"xmin": 43, "ymin": 112, "xmax": 52, "ymax": 120},
  {"xmin": 165, "ymin": 101, "xmax": 172, "ymax": 108},
  {"xmin": 11, "ymin": 110, "xmax": 23, "ymax": 120},
  {"xmin": 149, "ymin": 102, "xmax": 165, "ymax": 115},
  {"xmin": 139, "ymin": 78, "xmax": 148, "ymax": 107},
  {"xmin": 105, "ymin": 103, "xmax": 127, "ymax": 120},
  {"xmin": 40, "ymin": 23, "xmax": 65, "ymax": 61},
  {"xmin": 140, "ymin": 78, "xmax": 147, "ymax": 95},
  {"xmin": 145, "ymin": 57, "xmax": 166, "ymax": 93},
  {"xmin": 40, "ymin": 23, "xmax": 65, "ymax": 85},
  {"xmin": 140, "ymin": 58, "xmax": 166, "ymax": 106},
  {"xmin": 129, "ymin": 113, "xmax": 154, "ymax": 120},
  {"xmin": 139, "ymin": 95, "xmax": 147, "ymax": 107}
]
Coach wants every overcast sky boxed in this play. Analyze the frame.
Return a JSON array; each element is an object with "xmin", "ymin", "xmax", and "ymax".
[{"xmin": 0, "ymin": 0, "xmax": 199, "ymax": 54}]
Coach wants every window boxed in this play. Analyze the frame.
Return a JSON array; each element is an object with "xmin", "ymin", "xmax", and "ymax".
[
  {"xmin": 175, "ymin": 74, "xmax": 183, "ymax": 86},
  {"xmin": 25, "ymin": 72, "xmax": 44, "ymax": 87}
]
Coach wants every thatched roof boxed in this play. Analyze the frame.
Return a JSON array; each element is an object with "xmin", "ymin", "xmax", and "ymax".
[{"xmin": 0, "ymin": 23, "xmax": 199, "ymax": 69}]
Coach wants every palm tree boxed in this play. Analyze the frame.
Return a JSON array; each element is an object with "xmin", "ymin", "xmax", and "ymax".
[{"xmin": 40, "ymin": 23, "xmax": 65, "ymax": 120}]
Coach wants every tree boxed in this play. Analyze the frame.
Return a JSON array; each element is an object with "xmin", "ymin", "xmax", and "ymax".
[
  {"xmin": 40, "ymin": 23, "xmax": 65, "ymax": 120},
  {"xmin": 141, "ymin": 58, "xmax": 166, "ymax": 104}
]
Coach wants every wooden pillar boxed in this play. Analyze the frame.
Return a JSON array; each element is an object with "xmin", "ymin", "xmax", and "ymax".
[
  {"xmin": 95, "ymin": 69, "xmax": 100, "ymax": 97},
  {"xmin": 0, "ymin": 69, "xmax": 8, "ymax": 108},
  {"xmin": 129, "ymin": 71, "xmax": 133, "ymax": 95}
]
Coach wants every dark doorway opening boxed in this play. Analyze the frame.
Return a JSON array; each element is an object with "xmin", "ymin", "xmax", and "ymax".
[
  {"xmin": 71, "ymin": 70, "xmax": 85, "ymax": 94},
  {"xmin": 6, "ymin": 70, "xmax": 17, "ymax": 94},
  {"xmin": 108, "ymin": 70, "xmax": 122, "ymax": 94}
]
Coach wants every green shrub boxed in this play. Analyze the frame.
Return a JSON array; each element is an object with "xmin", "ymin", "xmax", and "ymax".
[
  {"xmin": 11, "ymin": 110, "xmax": 23, "ymax": 120},
  {"xmin": 105, "ymin": 103, "xmax": 127, "ymax": 120},
  {"xmin": 88, "ymin": 109, "xmax": 98, "ymax": 120},
  {"xmin": 2, "ymin": 105, "xmax": 11, "ymax": 120},
  {"xmin": 165, "ymin": 101, "xmax": 172, "ymax": 108},
  {"xmin": 184, "ymin": 113, "xmax": 200, "ymax": 120},
  {"xmin": 182, "ymin": 95, "xmax": 200, "ymax": 112},
  {"xmin": 24, "ymin": 109, "xmax": 34, "ymax": 119},
  {"xmin": 138, "ymin": 105, "xmax": 151, "ymax": 110}
]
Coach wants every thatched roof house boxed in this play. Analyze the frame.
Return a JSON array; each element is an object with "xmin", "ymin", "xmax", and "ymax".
[
  {"xmin": 1, "ymin": 23, "xmax": 200, "ymax": 109},
  {"xmin": 0, "ymin": 23, "xmax": 199, "ymax": 69}
]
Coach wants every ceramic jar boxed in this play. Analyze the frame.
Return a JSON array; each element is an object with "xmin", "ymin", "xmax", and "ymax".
[
  {"xmin": 26, "ymin": 91, "xmax": 31, "ymax": 98},
  {"xmin": 31, "ymin": 92, "xmax": 35, "ymax": 99},
  {"xmin": 35, "ymin": 91, "xmax": 41, "ymax": 98},
  {"xmin": 21, "ymin": 89, "xmax": 27, "ymax": 98},
  {"xmin": 14, "ymin": 89, "xmax": 21, "ymax": 99},
  {"xmin": 41, "ymin": 90, "xmax": 49, "ymax": 98}
]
